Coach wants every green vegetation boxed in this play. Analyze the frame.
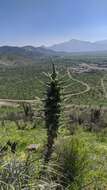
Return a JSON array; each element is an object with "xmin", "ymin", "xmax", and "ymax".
[
  {"xmin": 0, "ymin": 56, "xmax": 106, "ymax": 106},
  {"xmin": 0, "ymin": 55, "xmax": 107, "ymax": 189},
  {"xmin": 1, "ymin": 123, "xmax": 107, "ymax": 189},
  {"xmin": 44, "ymin": 64, "xmax": 61, "ymax": 163}
]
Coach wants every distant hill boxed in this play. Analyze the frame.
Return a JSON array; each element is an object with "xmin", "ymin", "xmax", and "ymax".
[
  {"xmin": 1, "ymin": 41, "xmax": 107, "ymax": 66},
  {"xmin": 0, "ymin": 45, "xmax": 61, "ymax": 66},
  {"xmin": 0, "ymin": 45, "xmax": 59, "ymax": 57},
  {"xmin": 49, "ymin": 39, "xmax": 107, "ymax": 52}
]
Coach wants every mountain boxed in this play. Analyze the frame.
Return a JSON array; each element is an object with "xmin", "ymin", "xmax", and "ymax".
[
  {"xmin": 49, "ymin": 39, "xmax": 107, "ymax": 52},
  {"xmin": 95, "ymin": 40, "xmax": 107, "ymax": 45},
  {"xmin": 0, "ymin": 45, "xmax": 59, "ymax": 57},
  {"xmin": 0, "ymin": 45, "xmax": 62, "ymax": 66},
  {"xmin": 1, "ymin": 39, "xmax": 107, "ymax": 67}
]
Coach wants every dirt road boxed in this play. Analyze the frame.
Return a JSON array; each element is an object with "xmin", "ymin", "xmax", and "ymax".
[
  {"xmin": 0, "ymin": 96, "xmax": 41, "ymax": 107},
  {"xmin": 64, "ymin": 69, "xmax": 90, "ymax": 101},
  {"xmin": 101, "ymin": 76, "xmax": 107, "ymax": 98}
]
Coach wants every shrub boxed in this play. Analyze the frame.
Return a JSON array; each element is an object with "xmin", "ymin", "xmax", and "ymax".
[
  {"xmin": 44, "ymin": 64, "xmax": 61, "ymax": 163},
  {"xmin": 0, "ymin": 155, "xmax": 35, "ymax": 190},
  {"xmin": 48, "ymin": 136, "xmax": 89, "ymax": 189}
]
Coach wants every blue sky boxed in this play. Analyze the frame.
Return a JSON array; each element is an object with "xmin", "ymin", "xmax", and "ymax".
[{"xmin": 0, "ymin": 0, "xmax": 107, "ymax": 46}]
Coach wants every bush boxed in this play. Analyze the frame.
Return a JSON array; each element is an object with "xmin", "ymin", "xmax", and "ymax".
[
  {"xmin": 47, "ymin": 135, "xmax": 89, "ymax": 190},
  {"xmin": 0, "ymin": 155, "xmax": 36, "ymax": 190}
]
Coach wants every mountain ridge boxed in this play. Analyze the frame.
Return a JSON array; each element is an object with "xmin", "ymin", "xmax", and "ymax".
[
  {"xmin": 49, "ymin": 39, "xmax": 107, "ymax": 52},
  {"xmin": 1, "ymin": 39, "xmax": 107, "ymax": 54}
]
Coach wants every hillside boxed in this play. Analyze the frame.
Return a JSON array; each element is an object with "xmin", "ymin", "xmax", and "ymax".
[
  {"xmin": 49, "ymin": 39, "xmax": 107, "ymax": 52},
  {"xmin": 0, "ymin": 46, "xmax": 61, "ymax": 66}
]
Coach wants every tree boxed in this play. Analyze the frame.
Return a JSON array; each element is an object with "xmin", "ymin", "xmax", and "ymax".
[{"xmin": 44, "ymin": 64, "xmax": 61, "ymax": 163}]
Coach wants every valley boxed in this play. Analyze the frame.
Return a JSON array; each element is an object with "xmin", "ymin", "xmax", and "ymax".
[{"xmin": 0, "ymin": 51, "xmax": 107, "ymax": 189}]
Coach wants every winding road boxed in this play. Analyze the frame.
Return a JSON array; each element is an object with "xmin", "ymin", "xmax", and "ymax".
[
  {"xmin": 101, "ymin": 76, "xmax": 107, "ymax": 98},
  {"xmin": 63, "ymin": 68, "xmax": 90, "ymax": 101},
  {"xmin": 0, "ymin": 69, "xmax": 106, "ymax": 109}
]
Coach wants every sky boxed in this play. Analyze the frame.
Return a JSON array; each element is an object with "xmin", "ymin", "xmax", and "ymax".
[{"xmin": 0, "ymin": 0, "xmax": 107, "ymax": 46}]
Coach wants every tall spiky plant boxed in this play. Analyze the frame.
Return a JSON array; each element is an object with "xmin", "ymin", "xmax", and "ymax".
[{"xmin": 44, "ymin": 64, "xmax": 61, "ymax": 163}]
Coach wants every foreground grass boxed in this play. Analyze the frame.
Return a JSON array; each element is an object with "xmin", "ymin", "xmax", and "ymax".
[
  {"xmin": 0, "ymin": 123, "xmax": 107, "ymax": 189},
  {"xmin": 0, "ymin": 122, "xmax": 46, "ymax": 156},
  {"xmin": 56, "ymin": 127, "xmax": 107, "ymax": 189}
]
